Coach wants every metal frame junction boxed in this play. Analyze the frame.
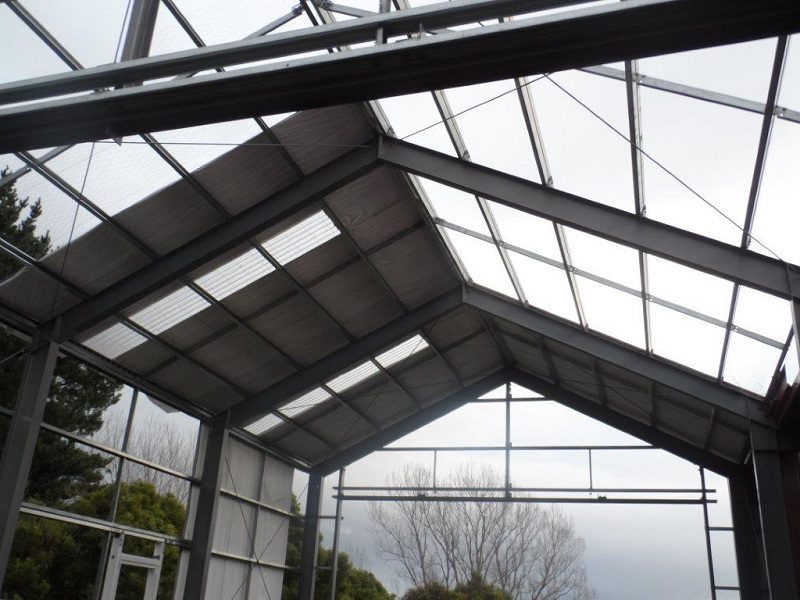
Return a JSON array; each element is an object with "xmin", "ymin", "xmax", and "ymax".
[{"xmin": 0, "ymin": 1, "xmax": 799, "ymax": 600}]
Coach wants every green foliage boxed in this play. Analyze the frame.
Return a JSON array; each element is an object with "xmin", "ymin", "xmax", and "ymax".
[
  {"xmin": 281, "ymin": 496, "xmax": 394, "ymax": 600},
  {"xmin": 402, "ymin": 575, "xmax": 510, "ymax": 600},
  {"xmin": 0, "ymin": 166, "xmax": 51, "ymax": 279}
]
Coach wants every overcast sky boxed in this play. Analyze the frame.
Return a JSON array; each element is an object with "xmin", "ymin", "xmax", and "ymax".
[{"xmin": 3, "ymin": 2, "xmax": 800, "ymax": 599}]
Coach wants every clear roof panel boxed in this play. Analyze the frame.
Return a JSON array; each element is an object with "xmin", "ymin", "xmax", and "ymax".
[
  {"xmin": 638, "ymin": 38, "xmax": 778, "ymax": 104},
  {"xmin": 9, "ymin": 170, "xmax": 102, "ymax": 253},
  {"xmin": 419, "ymin": 177, "xmax": 489, "ymax": 235},
  {"xmin": 151, "ymin": 120, "xmax": 263, "ymax": 173},
  {"xmin": 640, "ymin": 90, "xmax": 761, "ymax": 245},
  {"xmin": 532, "ymin": 69, "xmax": 635, "ymax": 211},
  {"xmin": 647, "ymin": 255, "xmax": 734, "ymax": 321},
  {"xmin": 280, "ymin": 387, "xmax": 331, "ymax": 419},
  {"xmin": 0, "ymin": 154, "xmax": 25, "ymax": 173},
  {"xmin": 375, "ymin": 334, "xmax": 429, "ymax": 369},
  {"xmin": 83, "ymin": 322, "xmax": 148, "ymax": 360},
  {"xmin": 509, "ymin": 251, "xmax": 578, "ymax": 323},
  {"xmin": 749, "ymin": 119, "xmax": 800, "ymax": 265},
  {"xmin": 650, "ymin": 304, "xmax": 726, "ymax": 376},
  {"xmin": 194, "ymin": 247, "xmax": 275, "ymax": 302},
  {"xmin": 19, "ymin": 0, "xmax": 131, "ymax": 68},
  {"xmin": 445, "ymin": 229, "xmax": 517, "ymax": 299},
  {"xmin": 779, "ymin": 35, "xmax": 800, "ymax": 109},
  {"xmin": 149, "ymin": 2, "xmax": 198, "ymax": 57},
  {"xmin": 445, "ymin": 80, "xmax": 541, "ymax": 181},
  {"xmin": 723, "ymin": 333, "xmax": 782, "ymax": 395},
  {"xmin": 733, "ymin": 286, "xmax": 791, "ymax": 343},
  {"xmin": 378, "ymin": 93, "xmax": 456, "ymax": 156},
  {"xmin": 262, "ymin": 211, "xmax": 339, "ymax": 266},
  {"xmin": 784, "ymin": 340, "xmax": 799, "ymax": 383},
  {"xmin": 46, "ymin": 139, "xmax": 181, "ymax": 216},
  {"xmin": 564, "ymin": 228, "xmax": 641, "ymax": 290},
  {"xmin": 128, "ymin": 286, "xmax": 210, "ymax": 335},
  {"xmin": 577, "ymin": 276, "xmax": 645, "ymax": 348},
  {"xmin": 0, "ymin": 4, "xmax": 71, "ymax": 84},
  {"xmin": 327, "ymin": 360, "xmax": 381, "ymax": 394},
  {"xmin": 489, "ymin": 201, "xmax": 562, "ymax": 262},
  {"xmin": 245, "ymin": 413, "xmax": 283, "ymax": 436},
  {"xmin": 170, "ymin": 0, "xmax": 299, "ymax": 44}
]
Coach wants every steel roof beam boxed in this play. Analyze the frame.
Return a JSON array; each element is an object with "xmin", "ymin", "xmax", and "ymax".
[
  {"xmin": 311, "ymin": 369, "xmax": 512, "ymax": 475},
  {"xmin": 377, "ymin": 137, "xmax": 800, "ymax": 301},
  {"xmin": 50, "ymin": 142, "xmax": 379, "ymax": 342},
  {"xmin": 227, "ymin": 287, "xmax": 463, "ymax": 428},
  {"xmin": 1, "ymin": 0, "xmax": 799, "ymax": 150},
  {"xmin": 509, "ymin": 369, "xmax": 739, "ymax": 477},
  {"xmin": 465, "ymin": 286, "xmax": 772, "ymax": 426}
]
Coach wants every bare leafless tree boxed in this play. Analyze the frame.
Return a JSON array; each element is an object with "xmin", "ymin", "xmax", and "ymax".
[
  {"xmin": 369, "ymin": 464, "xmax": 596, "ymax": 600},
  {"xmin": 96, "ymin": 410, "xmax": 196, "ymax": 500}
]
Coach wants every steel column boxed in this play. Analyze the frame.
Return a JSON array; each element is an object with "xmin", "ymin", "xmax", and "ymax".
[
  {"xmin": 378, "ymin": 137, "xmax": 800, "ymax": 302},
  {"xmin": 182, "ymin": 416, "xmax": 229, "ymax": 600},
  {"xmin": 0, "ymin": 328, "xmax": 59, "ymax": 590},
  {"xmin": 729, "ymin": 471, "xmax": 766, "ymax": 600},
  {"xmin": 328, "ymin": 468, "xmax": 345, "ymax": 600},
  {"xmin": 298, "ymin": 472, "xmax": 324, "ymax": 600},
  {"xmin": 750, "ymin": 424, "xmax": 800, "ymax": 599}
]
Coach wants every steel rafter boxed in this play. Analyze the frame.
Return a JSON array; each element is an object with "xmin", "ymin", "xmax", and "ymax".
[
  {"xmin": 227, "ymin": 287, "xmax": 463, "ymax": 427},
  {"xmin": 377, "ymin": 137, "xmax": 800, "ymax": 302},
  {"xmin": 465, "ymin": 285, "xmax": 771, "ymax": 425},
  {"xmin": 2, "ymin": 0, "xmax": 800, "ymax": 150},
  {"xmin": 718, "ymin": 36, "xmax": 789, "ymax": 383}
]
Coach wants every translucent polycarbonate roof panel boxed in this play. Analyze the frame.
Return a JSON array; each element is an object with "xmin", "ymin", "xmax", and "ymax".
[
  {"xmin": 280, "ymin": 387, "xmax": 331, "ymax": 419},
  {"xmin": 245, "ymin": 413, "xmax": 283, "ymax": 436},
  {"xmin": 779, "ymin": 34, "xmax": 800, "ymax": 109},
  {"xmin": 749, "ymin": 119, "xmax": 800, "ymax": 265},
  {"xmin": 723, "ymin": 333, "xmax": 782, "ymax": 395},
  {"xmin": 375, "ymin": 334, "xmax": 429, "ymax": 369},
  {"xmin": 262, "ymin": 211, "xmax": 339, "ymax": 266},
  {"xmin": 489, "ymin": 201, "xmax": 562, "ymax": 261},
  {"xmin": 0, "ymin": 4, "xmax": 71, "ymax": 84},
  {"xmin": 82, "ymin": 322, "xmax": 148, "ymax": 360},
  {"xmin": 785, "ymin": 342, "xmax": 800, "ymax": 383},
  {"xmin": 46, "ymin": 139, "xmax": 181, "ymax": 217},
  {"xmin": 327, "ymin": 361, "xmax": 381, "ymax": 394},
  {"xmin": 7, "ymin": 169, "xmax": 102, "ymax": 254},
  {"xmin": 445, "ymin": 79, "xmax": 541, "ymax": 181},
  {"xmin": 445, "ymin": 229, "xmax": 517, "ymax": 299},
  {"xmin": 151, "ymin": 120, "xmax": 263, "ymax": 173},
  {"xmin": 647, "ymin": 255, "xmax": 734, "ymax": 321},
  {"xmin": 149, "ymin": 2, "xmax": 197, "ymax": 57},
  {"xmin": 564, "ymin": 228, "xmax": 641, "ymax": 290},
  {"xmin": 0, "ymin": 154, "xmax": 25, "ymax": 173},
  {"xmin": 194, "ymin": 247, "xmax": 275, "ymax": 302},
  {"xmin": 378, "ymin": 93, "xmax": 456, "ymax": 156},
  {"xmin": 128, "ymin": 286, "xmax": 210, "ymax": 335},
  {"xmin": 170, "ymin": 0, "xmax": 301, "ymax": 44},
  {"xmin": 508, "ymin": 251, "xmax": 578, "ymax": 323},
  {"xmin": 17, "ymin": 0, "xmax": 131, "ymax": 68},
  {"xmin": 577, "ymin": 276, "xmax": 645, "ymax": 348},
  {"xmin": 733, "ymin": 286, "xmax": 791, "ymax": 344},
  {"xmin": 640, "ymin": 90, "xmax": 761, "ymax": 245},
  {"xmin": 650, "ymin": 304, "xmax": 726, "ymax": 377},
  {"xmin": 639, "ymin": 38, "xmax": 778, "ymax": 103},
  {"xmin": 532, "ymin": 69, "xmax": 635, "ymax": 212},
  {"xmin": 418, "ymin": 177, "xmax": 489, "ymax": 235}
]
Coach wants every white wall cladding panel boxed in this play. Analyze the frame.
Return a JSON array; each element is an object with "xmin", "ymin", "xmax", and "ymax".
[
  {"xmin": 224, "ymin": 438, "xmax": 263, "ymax": 499},
  {"xmin": 247, "ymin": 566, "xmax": 286, "ymax": 600},
  {"xmin": 214, "ymin": 495, "xmax": 257, "ymax": 556},
  {"xmin": 205, "ymin": 556, "xmax": 249, "ymax": 600},
  {"xmin": 254, "ymin": 509, "xmax": 291, "ymax": 564},
  {"xmin": 261, "ymin": 456, "xmax": 294, "ymax": 511}
]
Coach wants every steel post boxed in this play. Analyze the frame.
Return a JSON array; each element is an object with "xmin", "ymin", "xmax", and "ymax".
[{"xmin": 299, "ymin": 472, "xmax": 324, "ymax": 600}]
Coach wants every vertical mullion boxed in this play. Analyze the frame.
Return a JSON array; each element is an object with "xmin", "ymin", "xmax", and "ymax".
[
  {"xmin": 625, "ymin": 59, "xmax": 652, "ymax": 354},
  {"xmin": 720, "ymin": 36, "xmax": 788, "ymax": 382}
]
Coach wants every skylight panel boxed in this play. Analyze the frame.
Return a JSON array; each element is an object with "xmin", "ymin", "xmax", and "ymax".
[
  {"xmin": 446, "ymin": 229, "xmax": 518, "ymax": 299},
  {"xmin": 577, "ymin": 276, "xmax": 645, "ymax": 348},
  {"xmin": 82, "ymin": 323, "xmax": 148, "ymax": 359},
  {"xmin": 723, "ymin": 333, "xmax": 782, "ymax": 396},
  {"xmin": 565, "ymin": 228, "xmax": 641, "ymax": 290},
  {"xmin": 650, "ymin": 304, "xmax": 725, "ymax": 376},
  {"xmin": 509, "ymin": 251, "xmax": 578, "ymax": 323},
  {"xmin": 327, "ymin": 361, "xmax": 381, "ymax": 393},
  {"xmin": 418, "ymin": 177, "xmax": 490, "ymax": 235},
  {"xmin": 280, "ymin": 387, "xmax": 331, "ymax": 419},
  {"xmin": 129, "ymin": 286, "xmax": 210, "ymax": 335},
  {"xmin": 490, "ymin": 201, "xmax": 562, "ymax": 262},
  {"xmin": 647, "ymin": 255, "xmax": 733, "ymax": 321},
  {"xmin": 245, "ymin": 413, "xmax": 284, "ymax": 436},
  {"xmin": 194, "ymin": 248, "xmax": 274, "ymax": 301},
  {"xmin": 733, "ymin": 287, "xmax": 791, "ymax": 343},
  {"xmin": 262, "ymin": 211, "xmax": 339, "ymax": 265},
  {"xmin": 376, "ymin": 335, "xmax": 429, "ymax": 368}
]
